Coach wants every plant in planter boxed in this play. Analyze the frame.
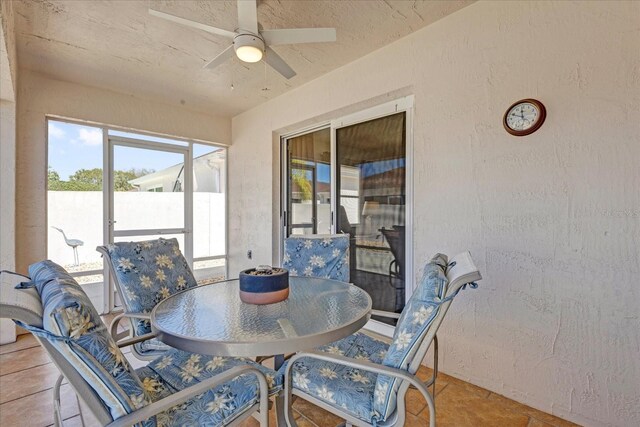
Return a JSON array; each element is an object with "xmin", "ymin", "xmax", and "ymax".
[{"xmin": 239, "ymin": 265, "xmax": 289, "ymax": 305}]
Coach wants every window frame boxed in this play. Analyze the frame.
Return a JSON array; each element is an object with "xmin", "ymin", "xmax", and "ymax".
[{"xmin": 45, "ymin": 115, "xmax": 229, "ymax": 313}]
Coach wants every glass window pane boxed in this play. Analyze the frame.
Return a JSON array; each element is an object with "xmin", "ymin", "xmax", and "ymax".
[
  {"xmin": 192, "ymin": 144, "xmax": 227, "ymax": 280},
  {"xmin": 336, "ymin": 113, "xmax": 406, "ymax": 324},
  {"xmin": 47, "ymin": 120, "xmax": 105, "ymax": 311},
  {"xmin": 112, "ymin": 145, "xmax": 185, "ymax": 230},
  {"xmin": 193, "ymin": 258, "xmax": 226, "ymax": 284},
  {"xmin": 287, "ymin": 128, "xmax": 331, "ymax": 236},
  {"xmin": 114, "ymin": 233, "xmax": 185, "ymax": 249}
]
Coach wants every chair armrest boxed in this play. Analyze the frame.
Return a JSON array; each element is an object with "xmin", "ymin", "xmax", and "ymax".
[
  {"xmin": 107, "ymin": 364, "xmax": 269, "ymax": 427},
  {"xmin": 123, "ymin": 312, "xmax": 152, "ymax": 321},
  {"xmin": 285, "ymin": 351, "xmax": 436, "ymax": 427},
  {"xmin": 371, "ymin": 309, "xmax": 401, "ymax": 319},
  {"xmin": 115, "ymin": 332, "xmax": 158, "ymax": 349},
  {"xmin": 109, "ymin": 312, "xmax": 152, "ymax": 342},
  {"xmin": 109, "ymin": 313, "xmax": 129, "ymax": 342},
  {"xmin": 287, "ymin": 351, "xmax": 422, "ymax": 391}
]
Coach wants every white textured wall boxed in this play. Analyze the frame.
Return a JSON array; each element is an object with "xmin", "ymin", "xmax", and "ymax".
[
  {"xmin": 0, "ymin": 0, "xmax": 16, "ymax": 100},
  {"xmin": 229, "ymin": 1, "xmax": 640, "ymax": 425},
  {"xmin": 0, "ymin": 0, "xmax": 17, "ymax": 344},
  {"xmin": 16, "ymin": 70, "xmax": 231, "ymax": 272},
  {"xmin": 0, "ymin": 99, "xmax": 17, "ymax": 344}
]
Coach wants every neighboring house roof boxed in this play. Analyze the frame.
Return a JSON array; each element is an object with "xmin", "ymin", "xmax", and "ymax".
[{"xmin": 129, "ymin": 150, "xmax": 224, "ymax": 190}]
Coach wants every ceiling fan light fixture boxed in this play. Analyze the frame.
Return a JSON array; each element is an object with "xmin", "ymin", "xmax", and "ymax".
[{"xmin": 234, "ymin": 34, "xmax": 264, "ymax": 63}]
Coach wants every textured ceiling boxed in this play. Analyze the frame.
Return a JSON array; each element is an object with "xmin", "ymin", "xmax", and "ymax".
[{"xmin": 13, "ymin": 0, "xmax": 473, "ymax": 117}]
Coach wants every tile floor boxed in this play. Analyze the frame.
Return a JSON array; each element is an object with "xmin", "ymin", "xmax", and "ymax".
[{"xmin": 0, "ymin": 332, "xmax": 579, "ymax": 427}]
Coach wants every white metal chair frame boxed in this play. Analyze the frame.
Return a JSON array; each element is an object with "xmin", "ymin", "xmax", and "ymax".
[
  {"xmin": 0, "ymin": 270, "xmax": 270, "ymax": 427},
  {"xmin": 283, "ymin": 252, "xmax": 481, "ymax": 427},
  {"xmin": 97, "ymin": 245, "xmax": 171, "ymax": 361}
]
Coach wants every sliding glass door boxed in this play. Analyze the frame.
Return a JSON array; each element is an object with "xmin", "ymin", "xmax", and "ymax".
[
  {"xmin": 284, "ymin": 127, "xmax": 331, "ymax": 236},
  {"xmin": 335, "ymin": 112, "xmax": 407, "ymax": 322},
  {"xmin": 282, "ymin": 97, "xmax": 413, "ymax": 334}
]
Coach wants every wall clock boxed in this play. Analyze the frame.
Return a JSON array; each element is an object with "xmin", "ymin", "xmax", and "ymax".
[{"xmin": 503, "ymin": 99, "xmax": 546, "ymax": 136}]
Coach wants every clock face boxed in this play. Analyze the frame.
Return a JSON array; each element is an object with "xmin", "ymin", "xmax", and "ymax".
[
  {"xmin": 506, "ymin": 102, "xmax": 539, "ymax": 131},
  {"xmin": 503, "ymin": 99, "xmax": 546, "ymax": 136}
]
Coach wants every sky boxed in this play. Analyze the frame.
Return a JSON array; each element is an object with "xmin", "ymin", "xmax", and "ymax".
[{"xmin": 48, "ymin": 120, "xmax": 220, "ymax": 180}]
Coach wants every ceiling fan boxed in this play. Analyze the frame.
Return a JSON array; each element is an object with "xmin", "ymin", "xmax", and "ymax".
[{"xmin": 149, "ymin": 0, "xmax": 337, "ymax": 79}]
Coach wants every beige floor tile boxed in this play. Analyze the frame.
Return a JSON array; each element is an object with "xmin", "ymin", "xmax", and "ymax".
[
  {"xmin": 0, "ymin": 333, "xmax": 39, "ymax": 355},
  {"xmin": 487, "ymin": 393, "xmax": 580, "ymax": 427},
  {"xmin": 0, "ymin": 363, "xmax": 62, "ymax": 404},
  {"xmin": 236, "ymin": 406, "xmax": 288, "ymax": 427},
  {"xmin": 294, "ymin": 415, "xmax": 319, "ymax": 426},
  {"xmin": 528, "ymin": 418, "xmax": 556, "ymax": 427},
  {"xmin": 237, "ymin": 416, "xmax": 260, "ymax": 427},
  {"xmin": 412, "ymin": 383, "xmax": 530, "ymax": 427},
  {"xmin": 0, "ymin": 345, "xmax": 51, "ymax": 376},
  {"xmin": 0, "ymin": 338, "xmax": 578, "ymax": 427},
  {"xmin": 0, "ymin": 383, "xmax": 78, "ymax": 427},
  {"xmin": 405, "ymin": 411, "xmax": 433, "ymax": 427},
  {"xmin": 436, "ymin": 372, "xmax": 491, "ymax": 398},
  {"xmin": 405, "ymin": 380, "xmax": 449, "ymax": 415},
  {"xmin": 292, "ymin": 396, "xmax": 343, "ymax": 426}
]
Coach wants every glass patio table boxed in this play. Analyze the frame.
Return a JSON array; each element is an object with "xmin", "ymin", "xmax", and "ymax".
[{"xmin": 151, "ymin": 276, "xmax": 372, "ymax": 426}]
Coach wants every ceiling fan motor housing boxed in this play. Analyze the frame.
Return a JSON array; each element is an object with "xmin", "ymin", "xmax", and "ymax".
[{"xmin": 233, "ymin": 33, "xmax": 265, "ymax": 62}]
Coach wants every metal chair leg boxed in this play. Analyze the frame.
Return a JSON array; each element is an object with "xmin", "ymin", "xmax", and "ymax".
[
  {"xmin": 53, "ymin": 375, "xmax": 64, "ymax": 427},
  {"xmin": 75, "ymin": 393, "xmax": 87, "ymax": 427},
  {"xmin": 433, "ymin": 334, "xmax": 439, "ymax": 400}
]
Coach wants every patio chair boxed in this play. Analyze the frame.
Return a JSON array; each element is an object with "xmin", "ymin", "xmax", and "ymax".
[
  {"xmin": 0, "ymin": 261, "xmax": 280, "ymax": 427},
  {"xmin": 97, "ymin": 238, "xmax": 198, "ymax": 360},
  {"xmin": 282, "ymin": 251, "xmax": 482, "ymax": 427},
  {"xmin": 283, "ymin": 234, "xmax": 350, "ymax": 282}
]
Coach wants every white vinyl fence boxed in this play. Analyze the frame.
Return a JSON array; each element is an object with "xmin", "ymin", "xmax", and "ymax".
[{"xmin": 47, "ymin": 191, "xmax": 225, "ymax": 268}]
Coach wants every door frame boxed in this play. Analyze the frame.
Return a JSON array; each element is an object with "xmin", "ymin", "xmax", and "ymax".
[
  {"xmin": 280, "ymin": 96, "xmax": 415, "ymax": 337},
  {"xmin": 105, "ymin": 135, "xmax": 193, "ymax": 311},
  {"xmin": 280, "ymin": 123, "xmax": 331, "ymax": 247}
]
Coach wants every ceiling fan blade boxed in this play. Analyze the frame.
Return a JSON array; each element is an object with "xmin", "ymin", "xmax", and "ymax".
[
  {"xmin": 264, "ymin": 47, "xmax": 296, "ymax": 79},
  {"xmin": 149, "ymin": 9, "xmax": 236, "ymax": 39},
  {"xmin": 261, "ymin": 28, "xmax": 336, "ymax": 46},
  {"xmin": 237, "ymin": 0, "xmax": 258, "ymax": 34},
  {"xmin": 238, "ymin": 0, "xmax": 258, "ymax": 34},
  {"xmin": 204, "ymin": 45, "xmax": 235, "ymax": 69}
]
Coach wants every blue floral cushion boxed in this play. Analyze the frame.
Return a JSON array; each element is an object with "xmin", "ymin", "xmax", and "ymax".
[
  {"xmin": 372, "ymin": 254, "xmax": 448, "ymax": 421},
  {"xmin": 100, "ymin": 238, "xmax": 198, "ymax": 340},
  {"xmin": 283, "ymin": 234, "xmax": 350, "ymax": 282},
  {"xmin": 135, "ymin": 337, "xmax": 172, "ymax": 357},
  {"xmin": 137, "ymin": 349, "xmax": 282, "ymax": 426},
  {"xmin": 28, "ymin": 260, "xmax": 154, "ymax": 425},
  {"xmin": 283, "ymin": 332, "xmax": 389, "ymax": 423}
]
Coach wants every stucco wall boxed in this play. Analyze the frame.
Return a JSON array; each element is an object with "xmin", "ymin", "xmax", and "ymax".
[
  {"xmin": 229, "ymin": 1, "xmax": 640, "ymax": 425},
  {"xmin": 0, "ymin": 0, "xmax": 16, "ymax": 100},
  {"xmin": 15, "ymin": 70, "xmax": 231, "ymax": 272},
  {"xmin": 0, "ymin": 0, "xmax": 17, "ymax": 344}
]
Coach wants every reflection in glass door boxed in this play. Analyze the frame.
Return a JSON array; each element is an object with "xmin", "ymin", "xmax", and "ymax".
[
  {"xmin": 335, "ymin": 112, "xmax": 407, "ymax": 323},
  {"xmin": 284, "ymin": 128, "xmax": 332, "ymax": 236}
]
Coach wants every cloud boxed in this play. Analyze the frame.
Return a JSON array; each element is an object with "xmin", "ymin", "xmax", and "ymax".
[
  {"xmin": 48, "ymin": 122, "xmax": 66, "ymax": 139},
  {"xmin": 75, "ymin": 128, "xmax": 103, "ymax": 146}
]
